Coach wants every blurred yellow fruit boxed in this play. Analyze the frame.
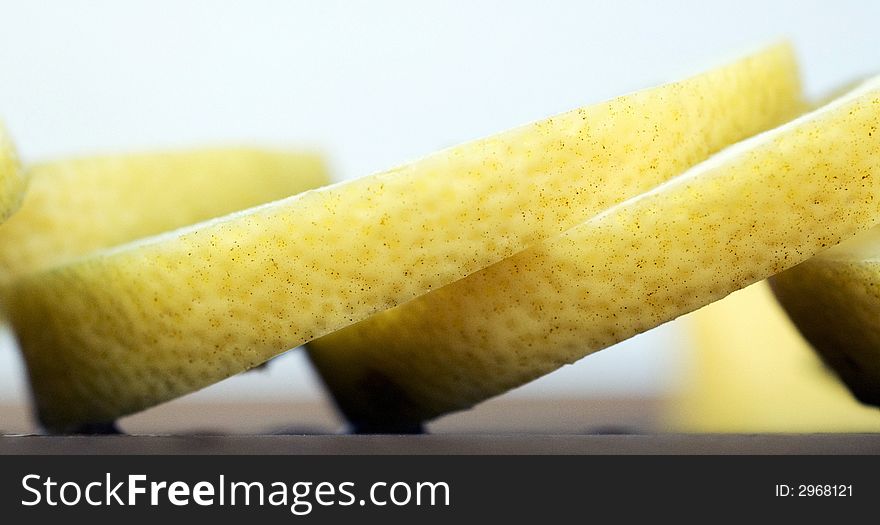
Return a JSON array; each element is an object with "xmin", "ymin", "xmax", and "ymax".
[
  {"xmin": 670, "ymin": 281, "xmax": 880, "ymax": 432},
  {"xmin": 0, "ymin": 147, "xmax": 329, "ymax": 287},
  {"xmin": 6, "ymin": 43, "xmax": 801, "ymax": 432},
  {"xmin": 0, "ymin": 123, "xmax": 25, "ymax": 223},
  {"xmin": 309, "ymin": 77, "xmax": 880, "ymax": 430}
]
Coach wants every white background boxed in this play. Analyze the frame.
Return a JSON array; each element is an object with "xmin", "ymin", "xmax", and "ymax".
[{"xmin": 0, "ymin": 0, "xmax": 878, "ymax": 407}]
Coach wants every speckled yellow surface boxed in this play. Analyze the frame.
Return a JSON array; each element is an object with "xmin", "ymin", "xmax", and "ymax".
[
  {"xmin": 309, "ymin": 78, "xmax": 880, "ymax": 429},
  {"xmin": 772, "ymin": 226, "xmax": 880, "ymax": 407},
  {"xmin": 0, "ymin": 148, "xmax": 329, "ymax": 287},
  {"xmin": 6, "ymin": 44, "xmax": 801, "ymax": 431},
  {"xmin": 671, "ymin": 281, "xmax": 880, "ymax": 432},
  {"xmin": 0, "ymin": 124, "xmax": 25, "ymax": 223}
]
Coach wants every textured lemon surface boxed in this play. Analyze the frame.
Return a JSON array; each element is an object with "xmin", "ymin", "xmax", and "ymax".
[
  {"xmin": 6, "ymin": 44, "xmax": 801, "ymax": 431},
  {"xmin": 309, "ymin": 79, "xmax": 880, "ymax": 429},
  {"xmin": 670, "ymin": 281, "xmax": 880, "ymax": 432},
  {"xmin": 0, "ymin": 147, "xmax": 329, "ymax": 287},
  {"xmin": 0, "ymin": 124, "xmax": 25, "ymax": 222},
  {"xmin": 772, "ymin": 226, "xmax": 880, "ymax": 407}
]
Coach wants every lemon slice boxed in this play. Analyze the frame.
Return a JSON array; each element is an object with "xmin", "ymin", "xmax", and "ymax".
[
  {"xmin": 0, "ymin": 147, "xmax": 328, "ymax": 287},
  {"xmin": 0, "ymin": 123, "xmax": 25, "ymax": 223},
  {"xmin": 771, "ymin": 225, "xmax": 880, "ymax": 407},
  {"xmin": 670, "ymin": 281, "xmax": 880, "ymax": 432},
  {"xmin": 6, "ymin": 44, "xmax": 800, "ymax": 432},
  {"xmin": 309, "ymin": 78, "xmax": 880, "ymax": 430}
]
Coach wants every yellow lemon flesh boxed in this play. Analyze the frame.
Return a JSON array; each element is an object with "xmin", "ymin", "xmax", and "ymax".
[
  {"xmin": 772, "ymin": 226, "xmax": 880, "ymax": 407},
  {"xmin": 309, "ymin": 79, "xmax": 880, "ymax": 431},
  {"xmin": 6, "ymin": 44, "xmax": 800, "ymax": 432},
  {"xmin": 670, "ymin": 281, "xmax": 880, "ymax": 432},
  {"xmin": 0, "ymin": 124, "xmax": 25, "ymax": 223},
  {"xmin": 0, "ymin": 147, "xmax": 329, "ymax": 287}
]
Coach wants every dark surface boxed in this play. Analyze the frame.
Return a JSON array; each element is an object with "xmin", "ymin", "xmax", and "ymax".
[{"xmin": 2, "ymin": 433, "xmax": 879, "ymax": 455}]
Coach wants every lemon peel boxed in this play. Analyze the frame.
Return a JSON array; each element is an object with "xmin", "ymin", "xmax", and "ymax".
[
  {"xmin": 310, "ymin": 77, "xmax": 880, "ymax": 429},
  {"xmin": 8, "ymin": 43, "xmax": 800, "ymax": 432},
  {"xmin": 0, "ymin": 147, "xmax": 329, "ymax": 287}
]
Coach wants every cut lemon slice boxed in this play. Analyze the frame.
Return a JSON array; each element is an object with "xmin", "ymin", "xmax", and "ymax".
[
  {"xmin": 309, "ymin": 78, "xmax": 880, "ymax": 430},
  {"xmin": 0, "ymin": 147, "xmax": 329, "ymax": 287},
  {"xmin": 7, "ymin": 43, "xmax": 800, "ymax": 431}
]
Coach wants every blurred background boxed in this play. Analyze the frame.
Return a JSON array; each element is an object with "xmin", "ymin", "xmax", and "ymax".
[{"xmin": 1, "ymin": 0, "xmax": 879, "ymax": 434}]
